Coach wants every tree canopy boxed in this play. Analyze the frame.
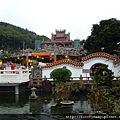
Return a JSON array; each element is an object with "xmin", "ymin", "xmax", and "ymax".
[
  {"xmin": 0, "ymin": 22, "xmax": 50, "ymax": 51},
  {"xmin": 50, "ymin": 68, "xmax": 72, "ymax": 82},
  {"xmin": 94, "ymin": 64, "xmax": 114, "ymax": 86},
  {"xmin": 84, "ymin": 18, "xmax": 120, "ymax": 54}
]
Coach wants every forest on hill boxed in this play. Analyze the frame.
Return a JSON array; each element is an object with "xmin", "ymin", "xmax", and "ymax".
[{"xmin": 0, "ymin": 22, "xmax": 50, "ymax": 51}]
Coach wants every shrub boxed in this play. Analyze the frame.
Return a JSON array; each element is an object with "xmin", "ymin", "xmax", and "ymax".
[
  {"xmin": 94, "ymin": 64, "xmax": 114, "ymax": 86},
  {"xmin": 50, "ymin": 68, "xmax": 72, "ymax": 82}
]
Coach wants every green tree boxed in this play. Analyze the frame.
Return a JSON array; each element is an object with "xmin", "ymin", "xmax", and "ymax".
[
  {"xmin": 50, "ymin": 68, "xmax": 72, "ymax": 82},
  {"xmin": 87, "ymin": 87, "xmax": 115, "ymax": 113},
  {"xmin": 87, "ymin": 77, "xmax": 120, "ymax": 114},
  {"xmin": 94, "ymin": 64, "xmax": 114, "ymax": 86},
  {"xmin": 50, "ymin": 68, "xmax": 75, "ymax": 103},
  {"xmin": 84, "ymin": 18, "xmax": 120, "ymax": 54}
]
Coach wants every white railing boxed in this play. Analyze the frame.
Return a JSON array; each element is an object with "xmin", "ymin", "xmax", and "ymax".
[{"xmin": 0, "ymin": 69, "xmax": 30, "ymax": 83}]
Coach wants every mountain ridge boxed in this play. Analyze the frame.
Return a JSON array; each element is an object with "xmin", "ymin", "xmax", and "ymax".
[{"xmin": 0, "ymin": 22, "xmax": 50, "ymax": 51}]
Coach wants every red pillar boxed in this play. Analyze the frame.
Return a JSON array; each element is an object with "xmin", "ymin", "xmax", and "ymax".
[
  {"xmin": 26, "ymin": 56, "xmax": 29, "ymax": 68},
  {"xmin": 54, "ymin": 55, "xmax": 56, "ymax": 62}
]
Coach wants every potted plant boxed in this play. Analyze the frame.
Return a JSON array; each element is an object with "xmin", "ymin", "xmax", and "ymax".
[{"xmin": 50, "ymin": 67, "xmax": 76, "ymax": 105}]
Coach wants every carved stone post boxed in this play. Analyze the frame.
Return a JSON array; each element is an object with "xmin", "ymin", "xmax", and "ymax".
[{"xmin": 29, "ymin": 87, "xmax": 38, "ymax": 100}]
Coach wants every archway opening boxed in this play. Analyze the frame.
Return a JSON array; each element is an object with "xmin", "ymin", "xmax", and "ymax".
[{"xmin": 90, "ymin": 63, "xmax": 104, "ymax": 77}]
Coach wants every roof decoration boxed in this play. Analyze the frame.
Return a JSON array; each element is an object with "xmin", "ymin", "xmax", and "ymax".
[
  {"xmin": 41, "ymin": 59, "xmax": 84, "ymax": 68},
  {"xmin": 81, "ymin": 52, "xmax": 116, "ymax": 62}
]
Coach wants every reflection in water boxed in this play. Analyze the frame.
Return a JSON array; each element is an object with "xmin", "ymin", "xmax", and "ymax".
[
  {"xmin": 0, "ymin": 92, "xmax": 92, "ymax": 115},
  {"xmin": 15, "ymin": 94, "xmax": 19, "ymax": 103},
  {"xmin": 0, "ymin": 93, "xmax": 30, "ymax": 114}
]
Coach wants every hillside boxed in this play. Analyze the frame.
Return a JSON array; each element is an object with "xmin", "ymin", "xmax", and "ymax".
[{"xmin": 0, "ymin": 22, "xmax": 50, "ymax": 51}]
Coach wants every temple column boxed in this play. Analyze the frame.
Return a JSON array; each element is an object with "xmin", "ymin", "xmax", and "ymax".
[
  {"xmin": 26, "ymin": 56, "xmax": 29, "ymax": 68},
  {"xmin": 54, "ymin": 55, "xmax": 56, "ymax": 62}
]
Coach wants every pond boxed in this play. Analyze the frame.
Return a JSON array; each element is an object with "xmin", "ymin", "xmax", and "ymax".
[{"xmin": 0, "ymin": 92, "xmax": 92, "ymax": 119}]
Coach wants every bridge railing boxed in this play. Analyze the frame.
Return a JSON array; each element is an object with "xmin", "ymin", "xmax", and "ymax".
[
  {"xmin": 0, "ymin": 69, "xmax": 30, "ymax": 83},
  {"xmin": 29, "ymin": 75, "xmax": 119, "ymax": 87}
]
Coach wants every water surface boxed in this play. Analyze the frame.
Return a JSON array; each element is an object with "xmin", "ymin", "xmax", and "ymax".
[{"xmin": 0, "ymin": 92, "xmax": 92, "ymax": 119}]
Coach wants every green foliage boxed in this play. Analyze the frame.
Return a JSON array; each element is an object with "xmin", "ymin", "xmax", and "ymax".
[
  {"xmin": 50, "ymin": 68, "xmax": 81, "ymax": 102},
  {"xmin": 111, "ymin": 77, "xmax": 120, "ymax": 114},
  {"xmin": 94, "ymin": 64, "xmax": 114, "ymax": 86},
  {"xmin": 111, "ymin": 76, "xmax": 120, "ymax": 96},
  {"xmin": 54, "ymin": 82, "xmax": 80, "ymax": 101},
  {"xmin": 84, "ymin": 18, "xmax": 120, "ymax": 54},
  {"xmin": 0, "ymin": 22, "xmax": 50, "ymax": 50},
  {"xmin": 50, "ymin": 68, "xmax": 72, "ymax": 82},
  {"xmin": 54, "ymin": 82, "xmax": 72, "ymax": 101},
  {"xmin": 87, "ymin": 77, "xmax": 120, "ymax": 114},
  {"xmin": 87, "ymin": 87, "xmax": 115, "ymax": 113},
  {"xmin": 87, "ymin": 76, "xmax": 120, "ymax": 114}
]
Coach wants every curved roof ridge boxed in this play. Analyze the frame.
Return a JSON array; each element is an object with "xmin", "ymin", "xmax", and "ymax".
[
  {"xmin": 81, "ymin": 52, "xmax": 116, "ymax": 62},
  {"xmin": 41, "ymin": 59, "xmax": 84, "ymax": 68}
]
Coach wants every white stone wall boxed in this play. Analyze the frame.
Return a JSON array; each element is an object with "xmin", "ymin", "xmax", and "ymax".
[
  {"xmin": 42, "ymin": 57, "xmax": 120, "ymax": 79},
  {"xmin": 82, "ymin": 57, "xmax": 118, "ymax": 77},
  {"xmin": 42, "ymin": 64, "xmax": 83, "ymax": 80}
]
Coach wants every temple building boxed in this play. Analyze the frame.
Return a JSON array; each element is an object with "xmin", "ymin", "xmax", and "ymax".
[
  {"xmin": 41, "ymin": 29, "xmax": 73, "ymax": 49},
  {"xmin": 34, "ymin": 29, "xmax": 87, "ymax": 61},
  {"xmin": 51, "ymin": 29, "xmax": 72, "ymax": 46}
]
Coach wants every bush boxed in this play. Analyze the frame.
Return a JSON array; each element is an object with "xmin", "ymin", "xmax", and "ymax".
[
  {"xmin": 50, "ymin": 68, "xmax": 72, "ymax": 82},
  {"xmin": 94, "ymin": 64, "xmax": 114, "ymax": 86}
]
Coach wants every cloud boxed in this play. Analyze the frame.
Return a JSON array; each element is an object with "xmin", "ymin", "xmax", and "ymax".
[{"xmin": 0, "ymin": 0, "xmax": 120, "ymax": 40}]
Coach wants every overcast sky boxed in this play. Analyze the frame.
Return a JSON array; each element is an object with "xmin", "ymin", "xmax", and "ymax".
[{"xmin": 0, "ymin": 0, "xmax": 120, "ymax": 40}]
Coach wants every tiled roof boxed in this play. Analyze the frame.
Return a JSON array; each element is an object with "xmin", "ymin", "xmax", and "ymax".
[
  {"xmin": 81, "ymin": 52, "xmax": 116, "ymax": 62},
  {"xmin": 41, "ymin": 52, "xmax": 117, "ymax": 68},
  {"xmin": 41, "ymin": 59, "xmax": 84, "ymax": 68}
]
